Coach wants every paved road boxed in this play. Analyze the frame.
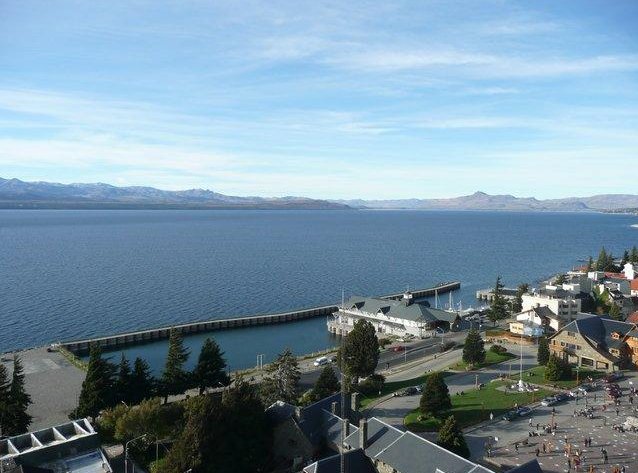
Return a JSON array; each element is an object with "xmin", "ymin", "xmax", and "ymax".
[{"xmin": 367, "ymin": 342, "xmax": 539, "ymax": 429}]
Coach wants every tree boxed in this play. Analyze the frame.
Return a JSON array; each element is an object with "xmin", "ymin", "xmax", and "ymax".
[
  {"xmin": 537, "ymin": 337, "xmax": 550, "ymax": 366},
  {"xmin": 158, "ymin": 379, "xmax": 270, "ymax": 473},
  {"xmin": 510, "ymin": 283, "xmax": 529, "ymax": 314},
  {"xmin": 585, "ymin": 256, "xmax": 594, "ymax": 272},
  {"xmin": 5, "ymin": 356, "xmax": 32, "ymax": 435},
  {"xmin": 608, "ymin": 303, "xmax": 623, "ymax": 321},
  {"xmin": 437, "ymin": 415, "xmax": 470, "ymax": 458},
  {"xmin": 260, "ymin": 348, "xmax": 300, "ymax": 405},
  {"xmin": 621, "ymin": 250, "xmax": 630, "ymax": 266},
  {"xmin": 487, "ymin": 276, "xmax": 509, "ymax": 324},
  {"xmin": 193, "ymin": 338, "xmax": 228, "ymax": 395},
  {"xmin": 130, "ymin": 357, "xmax": 155, "ymax": 405},
  {"xmin": 160, "ymin": 329, "xmax": 191, "ymax": 403},
  {"xmin": 545, "ymin": 354, "xmax": 572, "ymax": 381},
  {"xmin": 555, "ymin": 274, "xmax": 567, "ymax": 285},
  {"xmin": 420, "ymin": 372, "xmax": 451, "ymax": 416},
  {"xmin": 462, "ymin": 329, "xmax": 486, "ymax": 368},
  {"xmin": 73, "ymin": 344, "xmax": 116, "ymax": 418},
  {"xmin": 0, "ymin": 363, "xmax": 11, "ymax": 434},
  {"xmin": 630, "ymin": 246, "xmax": 638, "ymax": 264},
  {"xmin": 115, "ymin": 354, "xmax": 133, "ymax": 405},
  {"xmin": 313, "ymin": 365, "xmax": 340, "ymax": 399},
  {"xmin": 596, "ymin": 247, "xmax": 616, "ymax": 272},
  {"xmin": 338, "ymin": 319, "xmax": 379, "ymax": 380}
]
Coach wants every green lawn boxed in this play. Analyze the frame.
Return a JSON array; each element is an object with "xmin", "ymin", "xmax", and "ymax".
[
  {"xmin": 449, "ymin": 350, "xmax": 516, "ymax": 371},
  {"xmin": 506, "ymin": 366, "xmax": 605, "ymax": 389},
  {"xmin": 404, "ymin": 380, "xmax": 551, "ymax": 432},
  {"xmin": 359, "ymin": 371, "xmax": 452, "ymax": 410}
]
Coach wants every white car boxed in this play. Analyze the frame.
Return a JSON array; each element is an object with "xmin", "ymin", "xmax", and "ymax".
[{"xmin": 313, "ymin": 356, "xmax": 329, "ymax": 367}]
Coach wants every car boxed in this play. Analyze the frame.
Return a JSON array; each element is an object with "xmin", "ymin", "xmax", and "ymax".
[
  {"xmin": 403, "ymin": 386, "xmax": 418, "ymax": 395},
  {"xmin": 517, "ymin": 407, "xmax": 532, "ymax": 417},
  {"xmin": 392, "ymin": 345, "xmax": 405, "ymax": 352},
  {"xmin": 502, "ymin": 410, "xmax": 519, "ymax": 421},
  {"xmin": 414, "ymin": 385, "xmax": 423, "ymax": 393},
  {"xmin": 313, "ymin": 356, "xmax": 329, "ymax": 367},
  {"xmin": 554, "ymin": 393, "xmax": 570, "ymax": 402},
  {"xmin": 577, "ymin": 384, "xmax": 592, "ymax": 393},
  {"xmin": 541, "ymin": 396, "xmax": 557, "ymax": 407}
]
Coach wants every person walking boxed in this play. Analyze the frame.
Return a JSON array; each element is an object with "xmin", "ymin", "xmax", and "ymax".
[
  {"xmin": 568, "ymin": 457, "xmax": 572, "ymax": 471},
  {"xmin": 535, "ymin": 447, "xmax": 540, "ymax": 457},
  {"xmin": 490, "ymin": 412, "xmax": 494, "ymax": 421},
  {"xmin": 542, "ymin": 443, "xmax": 547, "ymax": 454},
  {"xmin": 529, "ymin": 417, "xmax": 533, "ymax": 427}
]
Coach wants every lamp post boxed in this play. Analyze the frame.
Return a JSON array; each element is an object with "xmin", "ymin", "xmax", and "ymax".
[{"xmin": 125, "ymin": 434, "xmax": 147, "ymax": 473}]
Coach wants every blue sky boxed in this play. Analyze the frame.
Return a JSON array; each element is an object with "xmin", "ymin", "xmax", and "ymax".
[{"xmin": 1, "ymin": 0, "xmax": 637, "ymax": 199}]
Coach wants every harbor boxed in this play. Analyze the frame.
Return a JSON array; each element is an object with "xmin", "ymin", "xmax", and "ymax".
[{"xmin": 60, "ymin": 281, "xmax": 461, "ymax": 355}]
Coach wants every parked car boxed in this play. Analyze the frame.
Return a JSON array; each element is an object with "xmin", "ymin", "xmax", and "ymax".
[
  {"xmin": 554, "ymin": 393, "xmax": 570, "ymax": 402},
  {"xmin": 392, "ymin": 345, "xmax": 406, "ymax": 352},
  {"xmin": 517, "ymin": 407, "xmax": 532, "ymax": 417},
  {"xmin": 541, "ymin": 396, "xmax": 557, "ymax": 407},
  {"xmin": 393, "ymin": 386, "xmax": 418, "ymax": 397},
  {"xmin": 503, "ymin": 410, "xmax": 519, "ymax": 421},
  {"xmin": 414, "ymin": 385, "xmax": 423, "ymax": 393},
  {"xmin": 578, "ymin": 384, "xmax": 592, "ymax": 393},
  {"xmin": 313, "ymin": 356, "xmax": 329, "ymax": 367}
]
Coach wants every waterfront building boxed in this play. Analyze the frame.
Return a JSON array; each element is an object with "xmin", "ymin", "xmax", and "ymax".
[
  {"xmin": 521, "ymin": 286, "xmax": 582, "ymax": 318},
  {"xmin": 0, "ymin": 419, "xmax": 112, "ymax": 473},
  {"xmin": 548, "ymin": 314, "xmax": 637, "ymax": 372},
  {"xmin": 327, "ymin": 292, "xmax": 458, "ymax": 338}
]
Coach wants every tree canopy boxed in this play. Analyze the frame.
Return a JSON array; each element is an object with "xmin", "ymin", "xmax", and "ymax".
[
  {"xmin": 419, "ymin": 372, "xmax": 451, "ymax": 416},
  {"xmin": 487, "ymin": 276, "xmax": 509, "ymax": 324},
  {"xmin": 73, "ymin": 344, "xmax": 116, "ymax": 419},
  {"xmin": 537, "ymin": 337, "xmax": 550, "ymax": 366},
  {"xmin": 313, "ymin": 365, "xmax": 340, "ymax": 400},
  {"xmin": 260, "ymin": 348, "xmax": 301, "ymax": 405},
  {"xmin": 338, "ymin": 319, "xmax": 379, "ymax": 380},
  {"xmin": 160, "ymin": 329, "xmax": 191, "ymax": 402},
  {"xmin": 5, "ymin": 356, "xmax": 32, "ymax": 435},
  {"xmin": 129, "ymin": 357, "xmax": 156, "ymax": 405},
  {"xmin": 437, "ymin": 415, "xmax": 470, "ymax": 458},
  {"xmin": 462, "ymin": 329, "xmax": 486, "ymax": 368},
  {"xmin": 193, "ymin": 338, "xmax": 229, "ymax": 395}
]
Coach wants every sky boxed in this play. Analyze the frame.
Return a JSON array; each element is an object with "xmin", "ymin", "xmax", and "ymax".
[{"xmin": 1, "ymin": 0, "xmax": 637, "ymax": 200}]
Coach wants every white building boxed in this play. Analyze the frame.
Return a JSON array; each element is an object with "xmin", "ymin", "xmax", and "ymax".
[
  {"xmin": 522, "ymin": 286, "xmax": 581, "ymax": 318},
  {"xmin": 623, "ymin": 262, "xmax": 637, "ymax": 281},
  {"xmin": 328, "ymin": 292, "xmax": 458, "ymax": 338}
]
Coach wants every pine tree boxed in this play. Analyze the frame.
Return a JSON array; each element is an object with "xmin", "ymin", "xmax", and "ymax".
[
  {"xmin": 585, "ymin": 255, "xmax": 594, "ymax": 272},
  {"xmin": 5, "ymin": 356, "xmax": 32, "ymax": 435},
  {"xmin": 630, "ymin": 246, "xmax": 638, "ymax": 264},
  {"xmin": 608, "ymin": 303, "xmax": 623, "ymax": 321},
  {"xmin": 115, "ymin": 354, "xmax": 133, "ymax": 405},
  {"xmin": 487, "ymin": 276, "xmax": 509, "ymax": 324},
  {"xmin": 555, "ymin": 274, "xmax": 567, "ymax": 285},
  {"xmin": 537, "ymin": 337, "xmax": 550, "ymax": 366},
  {"xmin": 420, "ymin": 372, "xmax": 451, "ymax": 416},
  {"xmin": 544, "ymin": 354, "xmax": 571, "ymax": 381},
  {"xmin": 462, "ymin": 329, "xmax": 486, "ymax": 368},
  {"xmin": 130, "ymin": 357, "xmax": 155, "ymax": 405},
  {"xmin": 622, "ymin": 250, "xmax": 630, "ymax": 266},
  {"xmin": 161, "ymin": 329, "xmax": 191, "ymax": 403},
  {"xmin": 313, "ymin": 365, "xmax": 340, "ymax": 399},
  {"xmin": 73, "ymin": 344, "xmax": 116, "ymax": 418},
  {"xmin": 260, "ymin": 348, "xmax": 300, "ymax": 405},
  {"xmin": 193, "ymin": 338, "xmax": 229, "ymax": 395},
  {"xmin": 510, "ymin": 283, "xmax": 529, "ymax": 314},
  {"xmin": 338, "ymin": 319, "xmax": 379, "ymax": 380},
  {"xmin": 437, "ymin": 415, "xmax": 470, "ymax": 458},
  {"xmin": 0, "ymin": 362, "xmax": 11, "ymax": 434}
]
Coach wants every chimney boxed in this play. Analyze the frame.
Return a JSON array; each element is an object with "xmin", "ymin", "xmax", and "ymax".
[
  {"xmin": 359, "ymin": 418, "xmax": 368, "ymax": 450},
  {"xmin": 331, "ymin": 401, "xmax": 338, "ymax": 415},
  {"xmin": 341, "ymin": 418, "xmax": 350, "ymax": 448},
  {"xmin": 351, "ymin": 392, "xmax": 360, "ymax": 412}
]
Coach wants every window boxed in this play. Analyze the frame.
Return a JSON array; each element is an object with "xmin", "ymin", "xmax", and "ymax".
[
  {"xmin": 560, "ymin": 341, "xmax": 566, "ymax": 347},
  {"xmin": 581, "ymin": 357, "xmax": 594, "ymax": 367},
  {"xmin": 576, "ymin": 345, "xmax": 582, "ymax": 350},
  {"xmin": 567, "ymin": 331, "xmax": 575, "ymax": 337}
]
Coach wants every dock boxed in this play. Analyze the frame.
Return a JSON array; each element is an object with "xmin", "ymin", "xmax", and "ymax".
[
  {"xmin": 475, "ymin": 287, "xmax": 518, "ymax": 302},
  {"xmin": 61, "ymin": 281, "xmax": 460, "ymax": 354}
]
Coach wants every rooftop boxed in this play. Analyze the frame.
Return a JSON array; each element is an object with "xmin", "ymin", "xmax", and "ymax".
[{"xmin": 342, "ymin": 295, "xmax": 458, "ymax": 324}]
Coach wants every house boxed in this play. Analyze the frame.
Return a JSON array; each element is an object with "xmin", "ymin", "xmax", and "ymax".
[
  {"xmin": 271, "ymin": 393, "xmax": 500, "ymax": 473},
  {"xmin": 623, "ymin": 262, "xmax": 638, "ymax": 280},
  {"xmin": 548, "ymin": 315, "xmax": 636, "ymax": 372},
  {"xmin": 631, "ymin": 279, "xmax": 638, "ymax": 297},
  {"xmin": 0, "ymin": 419, "xmax": 112, "ymax": 473},
  {"xmin": 522, "ymin": 286, "xmax": 582, "ymax": 318},
  {"xmin": 328, "ymin": 292, "xmax": 458, "ymax": 338},
  {"xmin": 510, "ymin": 306, "xmax": 563, "ymax": 336}
]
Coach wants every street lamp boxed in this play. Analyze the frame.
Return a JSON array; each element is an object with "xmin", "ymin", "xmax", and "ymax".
[{"xmin": 125, "ymin": 434, "xmax": 148, "ymax": 473}]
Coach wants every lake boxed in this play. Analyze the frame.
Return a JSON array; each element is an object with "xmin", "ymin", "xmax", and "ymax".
[{"xmin": 1, "ymin": 209, "xmax": 636, "ymax": 371}]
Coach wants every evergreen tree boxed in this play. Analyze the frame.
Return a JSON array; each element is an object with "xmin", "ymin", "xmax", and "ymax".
[
  {"xmin": 487, "ymin": 276, "xmax": 509, "ymax": 325},
  {"xmin": 73, "ymin": 344, "xmax": 116, "ymax": 418},
  {"xmin": 585, "ymin": 255, "xmax": 594, "ymax": 272},
  {"xmin": 130, "ymin": 357, "xmax": 155, "ymax": 405},
  {"xmin": 338, "ymin": 319, "xmax": 379, "ymax": 380},
  {"xmin": 313, "ymin": 365, "xmax": 340, "ymax": 399},
  {"xmin": 537, "ymin": 337, "xmax": 550, "ymax": 366},
  {"xmin": 161, "ymin": 329, "xmax": 191, "ymax": 403},
  {"xmin": 437, "ymin": 415, "xmax": 470, "ymax": 458},
  {"xmin": 622, "ymin": 250, "xmax": 630, "ymax": 266},
  {"xmin": 545, "ymin": 354, "xmax": 572, "ymax": 381},
  {"xmin": 554, "ymin": 274, "xmax": 567, "ymax": 285},
  {"xmin": 608, "ymin": 303, "xmax": 623, "ymax": 321},
  {"xmin": 193, "ymin": 338, "xmax": 228, "ymax": 395},
  {"xmin": 630, "ymin": 246, "xmax": 638, "ymax": 264},
  {"xmin": 510, "ymin": 283, "xmax": 529, "ymax": 314},
  {"xmin": 260, "ymin": 348, "xmax": 300, "ymax": 405},
  {"xmin": 419, "ymin": 372, "xmax": 451, "ymax": 416},
  {"xmin": 596, "ymin": 247, "xmax": 616, "ymax": 272},
  {"xmin": 0, "ymin": 363, "xmax": 11, "ymax": 434},
  {"xmin": 5, "ymin": 356, "xmax": 32, "ymax": 435},
  {"xmin": 462, "ymin": 329, "xmax": 486, "ymax": 368},
  {"xmin": 115, "ymin": 354, "xmax": 133, "ymax": 405}
]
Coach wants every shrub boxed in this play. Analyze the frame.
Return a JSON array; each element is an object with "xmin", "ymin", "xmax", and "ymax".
[
  {"xmin": 378, "ymin": 338, "xmax": 392, "ymax": 348},
  {"xmin": 357, "ymin": 374, "xmax": 385, "ymax": 396},
  {"xmin": 489, "ymin": 344, "xmax": 507, "ymax": 354}
]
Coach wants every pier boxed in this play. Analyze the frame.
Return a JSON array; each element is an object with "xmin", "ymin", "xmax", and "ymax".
[{"xmin": 60, "ymin": 281, "xmax": 460, "ymax": 354}]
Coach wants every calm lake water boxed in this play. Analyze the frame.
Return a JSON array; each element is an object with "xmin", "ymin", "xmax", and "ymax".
[{"xmin": 1, "ymin": 209, "xmax": 636, "ymax": 371}]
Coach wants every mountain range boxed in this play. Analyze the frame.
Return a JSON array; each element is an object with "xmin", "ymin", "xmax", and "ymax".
[{"xmin": 2, "ymin": 177, "xmax": 638, "ymax": 212}]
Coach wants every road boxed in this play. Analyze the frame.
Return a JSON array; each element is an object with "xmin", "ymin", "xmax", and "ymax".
[{"xmin": 367, "ymin": 341, "xmax": 539, "ymax": 428}]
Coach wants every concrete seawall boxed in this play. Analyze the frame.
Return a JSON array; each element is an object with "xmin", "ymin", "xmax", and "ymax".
[{"xmin": 61, "ymin": 281, "xmax": 460, "ymax": 354}]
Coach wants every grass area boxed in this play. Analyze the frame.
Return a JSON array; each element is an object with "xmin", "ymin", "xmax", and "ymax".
[
  {"xmin": 404, "ymin": 380, "xmax": 551, "ymax": 432},
  {"xmin": 57, "ymin": 346, "xmax": 88, "ymax": 371},
  {"xmin": 359, "ymin": 371, "xmax": 452, "ymax": 410},
  {"xmin": 449, "ymin": 350, "xmax": 516, "ymax": 371},
  {"xmin": 506, "ymin": 365, "xmax": 605, "ymax": 389}
]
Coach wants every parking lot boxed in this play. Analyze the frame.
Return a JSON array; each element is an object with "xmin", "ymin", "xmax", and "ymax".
[{"xmin": 465, "ymin": 372, "xmax": 638, "ymax": 473}]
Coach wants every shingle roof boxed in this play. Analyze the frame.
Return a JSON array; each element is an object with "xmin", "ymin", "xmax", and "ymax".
[
  {"xmin": 345, "ymin": 296, "xmax": 457, "ymax": 324},
  {"xmin": 344, "ymin": 418, "xmax": 403, "ymax": 457},
  {"xmin": 303, "ymin": 448, "xmax": 376, "ymax": 473},
  {"xmin": 559, "ymin": 315, "xmax": 636, "ymax": 350},
  {"xmin": 507, "ymin": 459, "xmax": 544, "ymax": 473}
]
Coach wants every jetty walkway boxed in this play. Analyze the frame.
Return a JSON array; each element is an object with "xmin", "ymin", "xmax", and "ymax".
[{"xmin": 61, "ymin": 281, "xmax": 460, "ymax": 354}]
